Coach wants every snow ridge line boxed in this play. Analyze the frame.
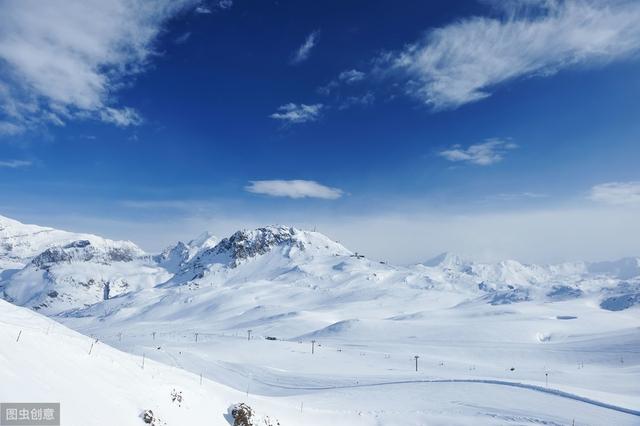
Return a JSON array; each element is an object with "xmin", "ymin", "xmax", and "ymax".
[{"xmin": 254, "ymin": 378, "xmax": 640, "ymax": 417}]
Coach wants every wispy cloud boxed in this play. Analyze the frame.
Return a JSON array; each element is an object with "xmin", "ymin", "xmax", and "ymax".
[
  {"xmin": 439, "ymin": 138, "xmax": 517, "ymax": 166},
  {"xmin": 195, "ymin": 6, "xmax": 212, "ymax": 14},
  {"xmin": 218, "ymin": 0, "xmax": 233, "ymax": 10},
  {"xmin": 590, "ymin": 181, "xmax": 640, "ymax": 205},
  {"xmin": 318, "ymin": 69, "xmax": 367, "ymax": 96},
  {"xmin": 195, "ymin": 0, "xmax": 232, "ymax": 14},
  {"xmin": 291, "ymin": 31, "xmax": 320, "ymax": 64},
  {"xmin": 99, "ymin": 107, "xmax": 143, "ymax": 127},
  {"xmin": 381, "ymin": 0, "xmax": 640, "ymax": 110},
  {"xmin": 0, "ymin": 0, "xmax": 197, "ymax": 134},
  {"xmin": 245, "ymin": 180, "xmax": 343, "ymax": 199},
  {"xmin": 0, "ymin": 121, "xmax": 24, "ymax": 136},
  {"xmin": 0, "ymin": 159, "xmax": 32, "ymax": 168},
  {"xmin": 174, "ymin": 32, "xmax": 192, "ymax": 45},
  {"xmin": 338, "ymin": 69, "xmax": 366, "ymax": 84},
  {"xmin": 270, "ymin": 103, "xmax": 323, "ymax": 124}
]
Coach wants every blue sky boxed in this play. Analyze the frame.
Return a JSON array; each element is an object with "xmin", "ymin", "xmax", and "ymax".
[{"xmin": 1, "ymin": 0, "xmax": 639, "ymax": 263}]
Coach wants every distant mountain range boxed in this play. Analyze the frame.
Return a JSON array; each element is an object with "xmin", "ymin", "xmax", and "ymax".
[{"xmin": 1, "ymin": 214, "xmax": 638, "ymax": 322}]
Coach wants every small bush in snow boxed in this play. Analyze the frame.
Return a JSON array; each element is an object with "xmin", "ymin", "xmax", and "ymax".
[
  {"xmin": 170, "ymin": 388, "xmax": 183, "ymax": 406},
  {"xmin": 228, "ymin": 403, "xmax": 281, "ymax": 426}
]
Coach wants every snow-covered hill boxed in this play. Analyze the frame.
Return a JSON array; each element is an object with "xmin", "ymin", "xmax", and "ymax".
[
  {"xmin": 0, "ymin": 215, "xmax": 141, "ymax": 270},
  {"xmin": 167, "ymin": 225, "xmax": 351, "ymax": 285},
  {"xmin": 0, "ymin": 299, "xmax": 291, "ymax": 426},
  {"xmin": 1, "ymin": 214, "xmax": 639, "ymax": 425},
  {"xmin": 1, "ymin": 239, "xmax": 170, "ymax": 314},
  {"xmin": 1, "ymin": 214, "xmax": 639, "ymax": 317}
]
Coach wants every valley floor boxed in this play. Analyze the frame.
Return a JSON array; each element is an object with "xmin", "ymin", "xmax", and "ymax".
[{"xmin": 52, "ymin": 292, "xmax": 640, "ymax": 426}]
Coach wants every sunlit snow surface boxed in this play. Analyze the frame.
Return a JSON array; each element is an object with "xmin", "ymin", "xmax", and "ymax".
[{"xmin": 1, "ymin": 216, "xmax": 639, "ymax": 425}]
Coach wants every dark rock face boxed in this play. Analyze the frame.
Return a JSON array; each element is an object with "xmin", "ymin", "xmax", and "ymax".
[
  {"xmin": 31, "ymin": 246, "xmax": 75, "ymax": 268},
  {"xmin": 488, "ymin": 288, "xmax": 530, "ymax": 305},
  {"xmin": 184, "ymin": 227, "xmax": 305, "ymax": 274},
  {"xmin": 215, "ymin": 227, "xmax": 303, "ymax": 263},
  {"xmin": 601, "ymin": 293, "xmax": 640, "ymax": 311},
  {"xmin": 547, "ymin": 285, "xmax": 583, "ymax": 301},
  {"xmin": 30, "ymin": 240, "xmax": 139, "ymax": 269},
  {"xmin": 66, "ymin": 240, "xmax": 91, "ymax": 248},
  {"xmin": 600, "ymin": 282, "xmax": 640, "ymax": 311}
]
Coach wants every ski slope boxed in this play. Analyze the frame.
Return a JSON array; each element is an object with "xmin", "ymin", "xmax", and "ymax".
[
  {"xmin": 1, "ymin": 217, "xmax": 639, "ymax": 425},
  {"xmin": 3, "ymin": 295, "xmax": 637, "ymax": 425}
]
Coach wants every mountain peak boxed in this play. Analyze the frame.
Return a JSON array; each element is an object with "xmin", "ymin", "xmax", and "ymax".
[
  {"xmin": 188, "ymin": 231, "xmax": 218, "ymax": 251},
  {"xmin": 167, "ymin": 225, "xmax": 351, "ymax": 284},
  {"xmin": 423, "ymin": 252, "xmax": 468, "ymax": 268},
  {"xmin": 213, "ymin": 225, "xmax": 347, "ymax": 264}
]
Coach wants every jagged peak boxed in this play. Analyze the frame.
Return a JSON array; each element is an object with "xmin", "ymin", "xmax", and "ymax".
[
  {"xmin": 211, "ymin": 225, "xmax": 349, "ymax": 261},
  {"xmin": 167, "ymin": 226, "xmax": 351, "ymax": 282},
  {"xmin": 188, "ymin": 231, "xmax": 218, "ymax": 250}
]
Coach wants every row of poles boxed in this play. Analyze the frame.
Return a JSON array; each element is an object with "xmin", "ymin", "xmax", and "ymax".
[{"xmin": 14, "ymin": 326, "xmax": 624, "ymax": 387}]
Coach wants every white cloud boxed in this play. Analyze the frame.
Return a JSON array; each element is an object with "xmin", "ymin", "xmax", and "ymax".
[
  {"xmin": 270, "ymin": 103, "xmax": 323, "ymax": 124},
  {"xmin": 318, "ymin": 69, "xmax": 366, "ymax": 96},
  {"xmin": 291, "ymin": 31, "xmax": 319, "ymax": 64},
  {"xmin": 338, "ymin": 69, "xmax": 366, "ymax": 84},
  {"xmin": 386, "ymin": 0, "xmax": 640, "ymax": 110},
  {"xmin": 0, "ymin": 159, "xmax": 32, "ymax": 168},
  {"xmin": 590, "ymin": 181, "xmax": 640, "ymax": 205},
  {"xmin": 99, "ymin": 107, "xmax": 143, "ymax": 127},
  {"xmin": 245, "ymin": 180, "xmax": 343, "ymax": 199},
  {"xmin": 439, "ymin": 138, "xmax": 517, "ymax": 166},
  {"xmin": 0, "ymin": 0, "xmax": 197, "ymax": 133},
  {"xmin": 218, "ymin": 0, "xmax": 233, "ymax": 10},
  {"xmin": 0, "ymin": 121, "xmax": 24, "ymax": 136}
]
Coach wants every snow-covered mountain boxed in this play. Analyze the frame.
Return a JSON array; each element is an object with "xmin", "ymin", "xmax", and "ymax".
[
  {"xmin": 0, "ymin": 216, "xmax": 167, "ymax": 314},
  {"xmin": 167, "ymin": 225, "xmax": 351, "ymax": 285},
  {"xmin": 154, "ymin": 231, "xmax": 219, "ymax": 273},
  {"xmin": 0, "ymin": 215, "xmax": 140, "ymax": 270},
  {"xmin": 1, "ymin": 214, "xmax": 639, "ymax": 425},
  {"xmin": 420, "ymin": 251, "xmax": 640, "ymax": 304},
  {"xmin": 1, "ymin": 239, "xmax": 170, "ymax": 314},
  {"xmin": 1, "ymin": 215, "xmax": 639, "ymax": 317}
]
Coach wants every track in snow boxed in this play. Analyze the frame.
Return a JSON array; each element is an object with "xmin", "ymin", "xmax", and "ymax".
[{"xmin": 253, "ymin": 377, "xmax": 640, "ymax": 417}]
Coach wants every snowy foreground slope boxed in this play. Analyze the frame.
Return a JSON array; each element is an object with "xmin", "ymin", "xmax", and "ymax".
[
  {"xmin": 0, "ymin": 299, "xmax": 292, "ymax": 426},
  {"xmin": 1, "ymin": 215, "xmax": 640, "ymax": 425},
  {"xmin": 7, "ymin": 300, "xmax": 637, "ymax": 426}
]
